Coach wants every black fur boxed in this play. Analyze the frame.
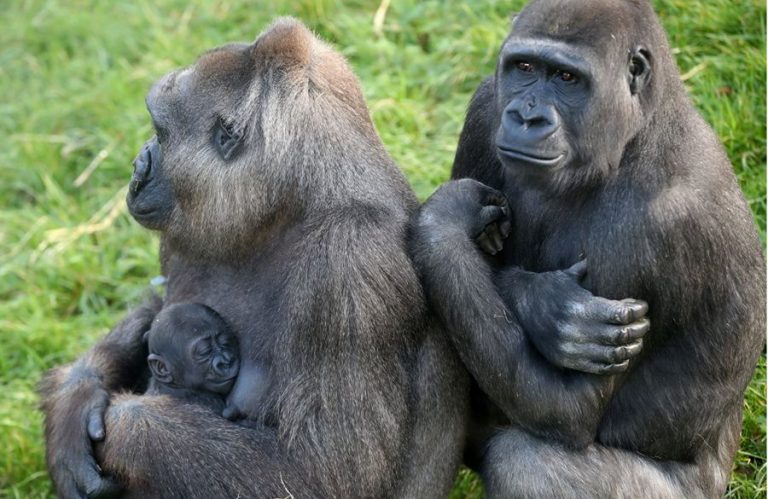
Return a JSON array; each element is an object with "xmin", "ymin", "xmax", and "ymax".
[{"xmin": 411, "ymin": 1, "xmax": 765, "ymax": 497}]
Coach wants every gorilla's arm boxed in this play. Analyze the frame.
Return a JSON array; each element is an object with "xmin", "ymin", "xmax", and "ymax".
[
  {"xmin": 39, "ymin": 294, "xmax": 162, "ymax": 499},
  {"xmin": 495, "ymin": 264, "xmax": 648, "ymax": 373},
  {"xmin": 452, "ymin": 77, "xmax": 648, "ymax": 373},
  {"xmin": 97, "ymin": 394, "xmax": 318, "ymax": 498},
  {"xmin": 411, "ymin": 180, "xmax": 646, "ymax": 446}
]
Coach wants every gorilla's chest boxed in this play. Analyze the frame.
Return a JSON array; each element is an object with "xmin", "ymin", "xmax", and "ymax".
[
  {"xmin": 163, "ymin": 253, "xmax": 284, "ymax": 357},
  {"xmin": 503, "ymin": 197, "xmax": 591, "ymax": 273},
  {"xmin": 503, "ymin": 190, "xmax": 642, "ymax": 300}
]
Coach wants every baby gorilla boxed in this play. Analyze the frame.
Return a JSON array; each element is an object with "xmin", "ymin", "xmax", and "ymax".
[{"xmin": 144, "ymin": 303, "xmax": 241, "ymax": 411}]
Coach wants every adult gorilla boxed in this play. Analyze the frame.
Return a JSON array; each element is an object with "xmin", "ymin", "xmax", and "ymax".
[
  {"xmin": 411, "ymin": 0, "xmax": 765, "ymax": 497},
  {"xmin": 40, "ymin": 19, "xmax": 470, "ymax": 498}
]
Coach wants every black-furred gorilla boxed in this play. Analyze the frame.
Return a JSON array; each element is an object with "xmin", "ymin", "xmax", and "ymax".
[
  {"xmin": 40, "ymin": 19, "xmax": 469, "ymax": 498},
  {"xmin": 411, "ymin": 0, "xmax": 765, "ymax": 497}
]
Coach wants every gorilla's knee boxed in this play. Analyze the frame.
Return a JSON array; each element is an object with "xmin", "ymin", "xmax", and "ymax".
[{"xmin": 481, "ymin": 429, "xmax": 544, "ymax": 498}]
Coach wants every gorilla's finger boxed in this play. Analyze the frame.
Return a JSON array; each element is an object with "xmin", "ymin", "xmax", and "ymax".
[
  {"xmin": 586, "ymin": 297, "xmax": 648, "ymax": 325},
  {"xmin": 597, "ymin": 318, "xmax": 650, "ymax": 345},
  {"xmin": 564, "ymin": 259, "xmax": 588, "ymax": 281},
  {"xmin": 609, "ymin": 299, "xmax": 649, "ymax": 325},
  {"xmin": 596, "ymin": 360, "xmax": 631, "ymax": 375},
  {"xmin": 73, "ymin": 456, "xmax": 114, "ymax": 499},
  {"xmin": 484, "ymin": 190, "xmax": 510, "ymax": 211},
  {"xmin": 562, "ymin": 358, "xmax": 630, "ymax": 375},
  {"xmin": 84, "ymin": 473, "xmax": 122, "ymax": 499},
  {"xmin": 499, "ymin": 219, "xmax": 512, "ymax": 239},
  {"xmin": 477, "ymin": 231, "xmax": 499, "ymax": 255},
  {"xmin": 479, "ymin": 205, "xmax": 506, "ymax": 226},
  {"xmin": 578, "ymin": 340, "xmax": 643, "ymax": 364},
  {"xmin": 483, "ymin": 224, "xmax": 504, "ymax": 253},
  {"xmin": 58, "ymin": 470, "xmax": 88, "ymax": 499}
]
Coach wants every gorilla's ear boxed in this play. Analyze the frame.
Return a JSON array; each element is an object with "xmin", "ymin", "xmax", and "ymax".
[
  {"xmin": 148, "ymin": 353, "xmax": 173, "ymax": 384},
  {"xmin": 628, "ymin": 47, "xmax": 651, "ymax": 95}
]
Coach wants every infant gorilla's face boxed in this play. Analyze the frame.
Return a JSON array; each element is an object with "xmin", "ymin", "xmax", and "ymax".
[
  {"xmin": 147, "ymin": 303, "xmax": 240, "ymax": 395},
  {"xmin": 181, "ymin": 328, "xmax": 240, "ymax": 394}
]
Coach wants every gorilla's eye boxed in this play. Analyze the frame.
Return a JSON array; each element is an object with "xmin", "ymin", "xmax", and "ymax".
[
  {"xmin": 557, "ymin": 70, "xmax": 577, "ymax": 83},
  {"xmin": 194, "ymin": 341, "xmax": 213, "ymax": 361},
  {"xmin": 154, "ymin": 123, "xmax": 169, "ymax": 144},
  {"xmin": 516, "ymin": 61, "xmax": 534, "ymax": 72},
  {"xmin": 213, "ymin": 117, "xmax": 244, "ymax": 161}
]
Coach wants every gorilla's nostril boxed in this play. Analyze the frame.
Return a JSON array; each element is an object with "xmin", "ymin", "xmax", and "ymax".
[{"xmin": 131, "ymin": 146, "xmax": 153, "ymax": 193}]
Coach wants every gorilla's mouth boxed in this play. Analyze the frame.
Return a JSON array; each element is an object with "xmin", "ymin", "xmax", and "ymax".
[
  {"xmin": 497, "ymin": 146, "xmax": 564, "ymax": 167},
  {"xmin": 208, "ymin": 376, "xmax": 237, "ymax": 393},
  {"xmin": 127, "ymin": 203, "xmax": 160, "ymax": 222}
]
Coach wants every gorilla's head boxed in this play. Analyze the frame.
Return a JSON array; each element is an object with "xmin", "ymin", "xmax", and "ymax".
[
  {"xmin": 493, "ymin": 0, "xmax": 680, "ymax": 192},
  {"xmin": 127, "ymin": 18, "xmax": 391, "ymax": 260}
]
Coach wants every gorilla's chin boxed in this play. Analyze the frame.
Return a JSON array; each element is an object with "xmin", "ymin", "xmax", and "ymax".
[{"xmin": 126, "ymin": 198, "xmax": 172, "ymax": 230}]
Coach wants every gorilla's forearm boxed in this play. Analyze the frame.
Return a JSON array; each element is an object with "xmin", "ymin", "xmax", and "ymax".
[
  {"xmin": 39, "ymin": 294, "xmax": 162, "ymax": 498},
  {"xmin": 495, "ymin": 266, "xmax": 648, "ymax": 374},
  {"xmin": 411, "ymin": 217, "xmax": 612, "ymax": 445},
  {"xmin": 97, "ymin": 394, "xmax": 320, "ymax": 498}
]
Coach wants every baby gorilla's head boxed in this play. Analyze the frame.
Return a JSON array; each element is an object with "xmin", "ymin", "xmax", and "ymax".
[{"xmin": 145, "ymin": 303, "xmax": 239, "ymax": 395}]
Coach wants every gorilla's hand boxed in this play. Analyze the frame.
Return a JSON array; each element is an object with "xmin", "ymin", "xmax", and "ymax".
[
  {"xmin": 43, "ymin": 365, "xmax": 122, "ymax": 499},
  {"xmin": 417, "ymin": 179, "xmax": 511, "ymax": 254},
  {"xmin": 500, "ymin": 261, "xmax": 649, "ymax": 374}
]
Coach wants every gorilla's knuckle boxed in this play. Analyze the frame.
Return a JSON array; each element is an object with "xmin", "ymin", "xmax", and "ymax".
[
  {"xmin": 615, "ymin": 326, "xmax": 630, "ymax": 344},
  {"xmin": 613, "ymin": 346, "xmax": 627, "ymax": 362},
  {"xmin": 613, "ymin": 306, "xmax": 630, "ymax": 324},
  {"xmin": 558, "ymin": 340, "xmax": 579, "ymax": 358},
  {"xmin": 563, "ymin": 300, "xmax": 587, "ymax": 319}
]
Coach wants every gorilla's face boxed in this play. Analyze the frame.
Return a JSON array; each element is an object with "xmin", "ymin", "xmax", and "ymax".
[
  {"xmin": 492, "ymin": 0, "xmax": 652, "ymax": 191},
  {"xmin": 127, "ymin": 19, "xmax": 373, "ymax": 260},
  {"xmin": 146, "ymin": 303, "xmax": 240, "ymax": 395},
  {"xmin": 127, "ymin": 42, "xmax": 252, "ymax": 232}
]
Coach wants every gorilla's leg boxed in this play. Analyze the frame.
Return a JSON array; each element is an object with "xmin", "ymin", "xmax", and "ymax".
[
  {"xmin": 98, "ymin": 394, "xmax": 315, "ymax": 498},
  {"xmin": 481, "ymin": 422, "xmax": 740, "ymax": 499}
]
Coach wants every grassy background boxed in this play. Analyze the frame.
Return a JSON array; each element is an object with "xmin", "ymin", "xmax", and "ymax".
[{"xmin": 0, "ymin": 1, "xmax": 764, "ymax": 497}]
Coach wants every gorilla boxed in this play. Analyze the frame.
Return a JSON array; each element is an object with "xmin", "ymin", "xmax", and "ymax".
[
  {"xmin": 144, "ymin": 302, "xmax": 241, "ymax": 412},
  {"xmin": 40, "ymin": 19, "xmax": 469, "ymax": 498},
  {"xmin": 411, "ymin": 0, "xmax": 765, "ymax": 497}
]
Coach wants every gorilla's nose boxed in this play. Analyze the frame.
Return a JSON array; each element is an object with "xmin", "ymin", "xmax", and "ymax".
[
  {"xmin": 503, "ymin": 102, "xmax": 560, "ymax": 143},
  {"xmin": 130, "ymin": 139, "xmax": 158, "ymax": 193},
  {"xmin": 212, "ymin": 357, "xmax": 231, "ymax": 376},
  {"xmin": 131, "ymin": 146, "xmax": 152, "ymax": 193}
]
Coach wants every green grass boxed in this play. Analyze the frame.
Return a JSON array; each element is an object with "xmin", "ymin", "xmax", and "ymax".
[{"xmin": 0, "ymin": 1, "xmax": 764, "ymax": 497}]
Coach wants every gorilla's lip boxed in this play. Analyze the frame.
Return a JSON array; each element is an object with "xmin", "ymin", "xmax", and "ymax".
[
  {"xmin": 128, "ymin": 205, "xmax": 160, "ymax": 222},
  {"xmin": 497, "ymin": 145, "xmax": 564, "ymax": 167}
]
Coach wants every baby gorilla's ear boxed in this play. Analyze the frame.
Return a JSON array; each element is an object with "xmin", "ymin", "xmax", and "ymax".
[
  {"xmin": 142, "ymin": 331, "xmax": 151, "ymax": 343},
  {"xmin": 147, "ymin": 353, "xmax": 173, "ymax": 384}
]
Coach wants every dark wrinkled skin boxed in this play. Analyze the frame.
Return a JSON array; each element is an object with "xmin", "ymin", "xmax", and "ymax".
[
  {"xmin": 40, "ymin": 18, "xmax": 468, "ymax": 499},
  {"xmin": 411, "ymin": 0, "xmax": 765, "ymax": 497}
]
